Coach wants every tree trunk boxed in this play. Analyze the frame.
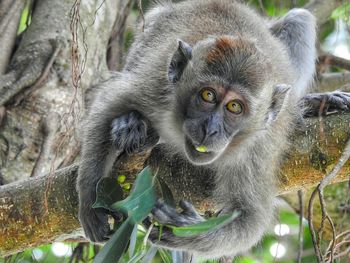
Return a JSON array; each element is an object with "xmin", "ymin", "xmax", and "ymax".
[{"xmin": 0, "ymin": 0, "xmax": 117, "ymax": 185}]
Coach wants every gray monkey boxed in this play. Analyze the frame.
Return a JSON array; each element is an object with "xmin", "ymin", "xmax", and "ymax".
[{"xmin": 77, "ymin": 0, "xmax": 350, "ymax": 258}]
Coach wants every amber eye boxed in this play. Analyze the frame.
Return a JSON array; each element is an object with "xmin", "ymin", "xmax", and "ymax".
[
  {"xmin": 201, "ymin": 88, "xmax": 216, "ymax": 103},
  {"xmin": 226, "ymin": 100, "xmax": 243, "ymax": 114}
]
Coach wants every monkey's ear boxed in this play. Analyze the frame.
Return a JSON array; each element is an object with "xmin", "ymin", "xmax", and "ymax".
[
  {"xmin": 168, "ymin": 40, "xmax": 192, "ymax": 83},
  {"xmin": 267, "ymin": 84, "xmax": 291, "ymax": 122}
]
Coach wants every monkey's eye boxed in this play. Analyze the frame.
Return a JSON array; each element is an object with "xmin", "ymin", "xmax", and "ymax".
[
  {"xmin": 226, "ymin": 100, "xmax": 243, "ymax": 114},
  {"xmin": 200, "ymin": 88, "xmax": 216, "ymax": 103}
]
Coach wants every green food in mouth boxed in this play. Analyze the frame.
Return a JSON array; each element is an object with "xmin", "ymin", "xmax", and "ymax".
[{"xmin": 195, "ymin": 145, "xmax": 208, "ymax": 153}]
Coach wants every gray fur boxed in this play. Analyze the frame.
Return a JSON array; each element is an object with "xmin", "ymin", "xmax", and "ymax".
[{"xmin": 77, "ymin": 0, "xmax": 317, "ymax": 258}]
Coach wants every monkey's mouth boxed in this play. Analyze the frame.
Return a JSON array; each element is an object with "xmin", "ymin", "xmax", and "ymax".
[{"xmin": 184, "ymin": 136, "xmax": 218, "ymax": 165}]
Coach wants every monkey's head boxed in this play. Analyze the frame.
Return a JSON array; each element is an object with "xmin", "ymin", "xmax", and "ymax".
[{"xmin": 168, "ymin": 36, "xmax": 291, "ymax": 165}]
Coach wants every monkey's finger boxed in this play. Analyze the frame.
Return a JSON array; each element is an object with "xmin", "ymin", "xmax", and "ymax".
[
  {"xmin": 155, "ymin": 200, "xmax": 179, "ymax": 215},
  {"xmin": 179, "ymin": 200, "xmax": 200, "ymax": 217},
  {"xmin": 152, "ymin": 201, "xmax": 191, "ymax": 226}
]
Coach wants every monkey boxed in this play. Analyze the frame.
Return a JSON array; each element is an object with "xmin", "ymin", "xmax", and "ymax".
[{"xmin": 77, "ymin": 0, "xmax": 350, "ymax": 259}]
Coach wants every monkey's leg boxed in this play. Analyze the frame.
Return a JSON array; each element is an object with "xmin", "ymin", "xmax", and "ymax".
[
  {"xmin": 270, "ymin": 8, "xmax": 316, "ymax": 94},
  {"xmin": 300, "ymin": 91, "xmax": 350, "ymax": 117}
]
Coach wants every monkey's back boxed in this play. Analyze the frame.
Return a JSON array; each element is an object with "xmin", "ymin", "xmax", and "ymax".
[{"xmin": 124, "ymin": 0, "xmax": 294, "ymax": 88}]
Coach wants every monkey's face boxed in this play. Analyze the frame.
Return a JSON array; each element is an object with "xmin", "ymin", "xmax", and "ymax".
[
  {"xmin": 168, "ymin": 36, "xmax": 270, "ymax": 165},
  {"xmin": 179, "ymin": 84, "xmax": 250, "ymax": 165}
]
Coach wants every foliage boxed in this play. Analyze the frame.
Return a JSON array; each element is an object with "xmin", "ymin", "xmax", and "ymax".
[
  {"xmin": 1, "ymin": 207, "xmax": 319, "ymax": 263},
  {"xmin": 90, "ymin": 167, "xmax": 244, "ymax": 263}
]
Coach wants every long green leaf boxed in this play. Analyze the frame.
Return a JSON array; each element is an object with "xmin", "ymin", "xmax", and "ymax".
[
  {"xmin": 158, "ymin": 249, "xmax": 172, "ymax": 263},
  {"xmin": 157, "ymin": 177, "xmax": 175, "ymax": 207},
  {"xmin": 93, "ymin": 217, "xmax": 134, "ymax": 263},
  {"xmin": 92, "ymin": 177, "xmax": 123, "ymax": 210},
  {"xmin": 169, "ymin": 210, "xmax": 241, "ymax": 237},
  {"xmin": 140, "ymin": 246, "xmax": 158, "ymax": 263},
  {"xmin": 128, "ymin": 225, "xmax": 138, "ymax": 258},
  {"xmin": 127, "ymin": 251, "xmax": 145, "ymax": 263},
  {"xmin": 111, "ymin": 167, "xmax": 156, "ymax": 223}
]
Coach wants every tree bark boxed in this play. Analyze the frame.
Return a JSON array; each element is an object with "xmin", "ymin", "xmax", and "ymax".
[
  {"xmin": 0, "ymin": 0, "xmax": 118, "ymax": 184},
  {"xmin": 1, "ymin": 112, "xmax": 350, "ymax": 256}
]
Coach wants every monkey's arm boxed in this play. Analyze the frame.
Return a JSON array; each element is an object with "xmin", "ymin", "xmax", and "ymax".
[
  {"xmin": 77, "ymin": 76, "xmax": 158, "ymax": 242},
  {"xmin": 149, "ymin": 166, "xmax": 274, "ymax": 258},
  {"xmin": 150, "ymin": 198, "xmax": 272, "ymax": 258}
]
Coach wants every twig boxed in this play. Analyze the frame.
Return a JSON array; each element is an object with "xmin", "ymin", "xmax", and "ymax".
[
  {"xmin": 319, "ymin": 53, "xmax": 350, "ymax": 71},
  {"xmin": 138, "ymin": 0, "xmax": 145, "ymax": 32},
  {"xmin": 308, "ymin": 189, "xmax": 323, "ymax": 262},
  {"xmin": 297, "ymin": 190, "xmax": 304, "ymax": 263},
  {"xmin": 308, "ymin": 140, "xmax": 350, "ymax": 262}
]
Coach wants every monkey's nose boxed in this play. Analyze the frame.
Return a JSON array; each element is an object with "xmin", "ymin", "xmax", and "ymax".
[
  {"xmin": 202, "ymin": 125, "xmax": 219, "ymax": 143},
  {"xmin": 208, "ymin": 130, "xmax": 218, "ymax": 137}
]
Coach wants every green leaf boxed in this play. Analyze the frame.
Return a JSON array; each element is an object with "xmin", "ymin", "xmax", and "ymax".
[
  {"xmin": 92, "ymin": 177, "xmax": 123, "ymax": 210},
  {"xmin": 140, "ymin": 246, "xmax": 158, "ymax": 263},
  {"xmin": 331, "ymin": 3, "xmax": 350, "ymax": 20},
  {"xmin": 127, "ymin": 251, "xmax": 145, "ymax": 263},
  {"xmin": 93, "ymin": 217, "xmax": 135, "ymax": 263},
  {"xmin": 128, "ymin": 225, "xmax": 138, "ymax": 258},
  {"xmin": 158, "ymin": 249, "xmax": 172, "ymax": 263},
  {"xmin": 157, "ymin": 177, "xmax": 175, "ymax": 207},
  {"xmin": 279, "ymin": 210, "xmax": 299, "ymax": 225},
  {"xmin": 169, "ymin": 210, "xmax": 241, "ymax": 237},
  {"xmin": 112, "ymin": 167, "xmax": 156, "ymax": 223}
]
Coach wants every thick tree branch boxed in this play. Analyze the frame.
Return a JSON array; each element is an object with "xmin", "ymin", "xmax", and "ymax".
[
  {"xmin": 319, "ymin": 54, "xmax": 350, "ymax": 72},
  {"xmin": 317, "ymin": 72, "xmax": 350, "ymax": 92},
  {"xmin": 1, "ymin": 113, "xmax": 350, "ymax": 256},
  {"xmin": 305, "ymin": 0, "xmax": 347, "ymax": 25}
]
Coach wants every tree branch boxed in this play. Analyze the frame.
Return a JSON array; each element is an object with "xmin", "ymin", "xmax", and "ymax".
[
  {"xmin": 319, "ymin": 54, "xmax": 350, "ymax": 72},
  {"xmin": 1, "ymin": 113, "xmax": 350, "ymax": 256},
  {"xmin": 317, "ymin": 72, "xmax": 350, "ymax": 92},
  {"xmin": 305, "ymin": 0, "xmax": 347, "ymax": 25}
]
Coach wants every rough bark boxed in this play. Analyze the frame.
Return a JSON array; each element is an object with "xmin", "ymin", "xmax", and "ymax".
[
  {"xmin": 1, "ymin": 113, "xmax": 350, "ymax": 256},
  {"xmin": 0, "ymin": 0, "xmax": 118, "ymax": 184}
]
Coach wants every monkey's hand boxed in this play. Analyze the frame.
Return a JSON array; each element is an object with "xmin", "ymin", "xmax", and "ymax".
[
  {"xmin": 78, "ymin": 193, "xmax": 111, "ymax": 242},
  {"xmin": 149, "ymin": 200, "xmax": 211, "ymax": 253},
  {"xmin": 111, "ymin": 111, "xmax": 159, "ymax": 155},
  {"xmin": 151, "ymin": 200, "xmax": 204, "ymax": 227},
  {"xmin": 149, "ymin": 200, "xmax": 269, "ymax": 258},
  {"xmin": 301, "ymin": 91, "xmax": 350, "ymax": 117}
]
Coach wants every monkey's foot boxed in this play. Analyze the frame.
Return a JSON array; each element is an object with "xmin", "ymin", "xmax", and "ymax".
[
  {"xmin": 79, "ymin": 207, "xmax": 111, "ymax": 242},
  {"xmin": 301, "ymin": 91, "xmax": 350, "ymax": 117},
  {"xmin": 111, "ymin": 111, "xmax": 159, "ymax": 154},
  {"xmin": 148, "ymin": 200, "xmax": 205, "ymax": 250},
  {"xmin": 151, "ymin": 200, "xmax": 204, "ymax": 226}
]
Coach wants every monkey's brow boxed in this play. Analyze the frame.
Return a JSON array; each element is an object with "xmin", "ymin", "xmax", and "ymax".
[{"xmin": 195, "ymin": 73, "xmax": 256, "ymax": 96}]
